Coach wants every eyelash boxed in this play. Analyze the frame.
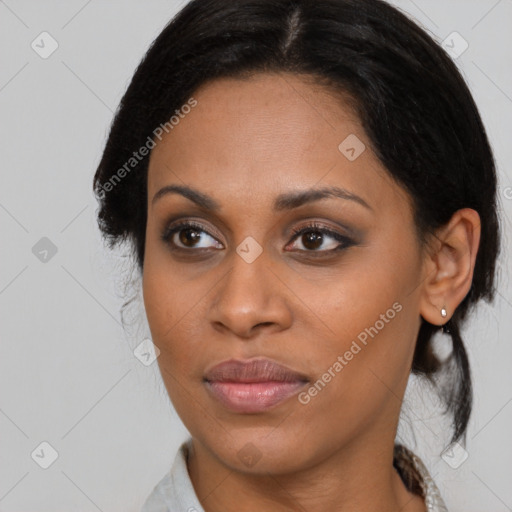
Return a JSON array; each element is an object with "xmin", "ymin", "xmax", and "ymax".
[{"xmin": 161, "ymin": 220, "xmax": 354, "ymax": 255}]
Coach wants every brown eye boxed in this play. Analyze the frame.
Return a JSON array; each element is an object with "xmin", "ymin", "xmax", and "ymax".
[
  {"xmin": 287, "ymin": 222, "xmax": 353, "ymax": 253},
  {"xmin": 178, "ymin": 227, "xmax": 203, "ymax": 247},
  {"xmin": 162, "ymin": 221, "xmax": 223, "ymax": 250},
  {"xmin": 301, "ymin": 231, "xmax": 324, "ymax": 250}
]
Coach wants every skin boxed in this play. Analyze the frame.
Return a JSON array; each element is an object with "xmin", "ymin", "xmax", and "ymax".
[{"xmin": 142, "ymin": 72, "xmax": 481, "ymax": 512}]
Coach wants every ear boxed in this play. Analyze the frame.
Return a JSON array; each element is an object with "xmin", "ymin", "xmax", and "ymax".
[{"xmin": 419, "ymin": 208, "xmax": 481, "ymax": 326}]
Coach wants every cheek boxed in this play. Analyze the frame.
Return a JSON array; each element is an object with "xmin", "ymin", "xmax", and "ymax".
[
  {"xmin": 294, "ymin": 303, "xmax": 415, "ymax": 450},
  {"xmin": 142, "ymin": 252, "xmax": 210, "ymax": 380},
  {"xmin": 294, "ymin": 248, "xmax": 410, "ymax": 349},
  {"xmin": 295, "ymin": 232, "xmax": 421, "ymax": 399},
  {"xmin": 142, "ymin": 266, "xmax": 172, "ymax": 341},
  {"xmin": 142, "ymin": 229, "xmax": 185, "ymax": 338},
  {"xmin": 142, "ymin": 251, "xmax": 185, "ymax": 368}
]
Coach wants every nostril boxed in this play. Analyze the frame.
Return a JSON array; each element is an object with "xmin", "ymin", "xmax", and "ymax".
[{"xmin": 255, "ymin": 322, "xmax": 273, "ymax": 328}]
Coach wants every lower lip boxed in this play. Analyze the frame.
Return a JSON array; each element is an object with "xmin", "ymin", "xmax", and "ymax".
[{"xmin": 205, "ymin": 380, "xmax": 307, "ymax": 413}]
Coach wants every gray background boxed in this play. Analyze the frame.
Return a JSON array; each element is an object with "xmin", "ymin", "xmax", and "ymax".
[{"xmin": 0, "ymin": 0, "xmax": 511, "ymax": 510}]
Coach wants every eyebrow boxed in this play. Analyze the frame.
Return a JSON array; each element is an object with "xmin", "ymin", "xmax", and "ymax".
[{"xmin": 151, "ymin": 184, "xmax": 373, "ymax": 212}]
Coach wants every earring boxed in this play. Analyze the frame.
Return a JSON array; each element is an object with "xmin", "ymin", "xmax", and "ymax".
[{"xmin": 440, "ymin": 306, "xmax": 450, "ymax": 334}]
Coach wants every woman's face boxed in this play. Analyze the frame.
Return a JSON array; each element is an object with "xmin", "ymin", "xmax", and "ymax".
[{"xmin": 143, "ymin": 72, "xmax": 428, "ymax": 473}]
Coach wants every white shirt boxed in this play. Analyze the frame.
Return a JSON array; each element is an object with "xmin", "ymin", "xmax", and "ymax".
[{"xmin": 140, "ymin": 439, "xmax": 449, "ymax": 511}]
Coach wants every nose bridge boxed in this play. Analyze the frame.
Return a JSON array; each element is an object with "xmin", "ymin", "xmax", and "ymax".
[
  {"xmin": 209, "ymin": 242, "xmax": 290, "ymax": 336},
  {"xmin": 221, "ymin": 245, "xmax": 271, "ymax": 311}
]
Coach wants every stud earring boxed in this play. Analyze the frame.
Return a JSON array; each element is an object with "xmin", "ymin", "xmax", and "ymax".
[{"xmin": 440, "ymin": 306, "xmax": 447, "ymax": 318}]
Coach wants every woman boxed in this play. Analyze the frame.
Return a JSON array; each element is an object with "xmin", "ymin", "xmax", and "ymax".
[{"xmin": 93, "ymin": 0, "xmax": 501, "ymax": 510}]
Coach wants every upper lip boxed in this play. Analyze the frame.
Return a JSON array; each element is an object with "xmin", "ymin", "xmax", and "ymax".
[{"xmin": 204, "ymin": 358, "xmax": 309, "ymax": 383}]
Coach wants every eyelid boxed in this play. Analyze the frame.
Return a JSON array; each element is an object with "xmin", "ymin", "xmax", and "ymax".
[
  {"xmin": 286, "ymin": 221, "xmax": 353, "ymax": 251},
  {"xmin": 162, "ymin": 216, "xmax": 224, "ymax": 244},
  {"xmin": 160, "ymin": 210, "xmax": 233, "ymax": 239},
  {"xmin": 288, "ymin": 220, "xmax": 350, "ymax": 238}
]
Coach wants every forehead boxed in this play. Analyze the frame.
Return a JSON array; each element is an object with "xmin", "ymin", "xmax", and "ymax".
[{"xmin": 147, "ymin": 72, "xmax": 406, "ymax": 214}]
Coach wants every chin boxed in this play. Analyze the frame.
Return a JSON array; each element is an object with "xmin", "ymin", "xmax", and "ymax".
[{"xmin": 196, "ymin": 425, "xmax": 318, "ymax": 475}]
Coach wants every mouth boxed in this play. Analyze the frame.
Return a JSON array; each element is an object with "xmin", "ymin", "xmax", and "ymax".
[{"xmin": 203, "ymin": 358, "xmax": 309, "ymax": 413}]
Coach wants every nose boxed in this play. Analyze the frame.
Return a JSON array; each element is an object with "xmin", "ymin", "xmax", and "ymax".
[{"xmin": 207, "ymin": 252, "xmax": 293, "ymax": 339}]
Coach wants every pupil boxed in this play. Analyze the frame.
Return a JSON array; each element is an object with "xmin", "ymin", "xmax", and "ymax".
[
  {"xmin": 303, "ymin": 231, "xmax": 322, "ymax": 250},
  {"xmin": 180, "ymin": 228, "xmax": 201, "ymax": 246}
]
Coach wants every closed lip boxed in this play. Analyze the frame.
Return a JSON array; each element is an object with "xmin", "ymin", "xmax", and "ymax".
[{"xmin": 203, "ymin": 357, "xmax": 309, "ymax": 384}]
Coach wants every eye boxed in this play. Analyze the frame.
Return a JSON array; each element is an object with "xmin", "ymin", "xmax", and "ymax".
[
  {"xmin": 286, "ymin": 222, "xmax": 353, "ymax": 253},
  {"xmin": 161, "ymin": 221, "xmax": 223, "ymax": 250}
]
